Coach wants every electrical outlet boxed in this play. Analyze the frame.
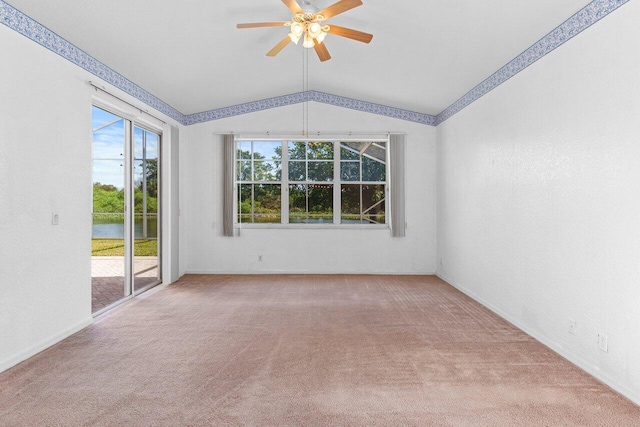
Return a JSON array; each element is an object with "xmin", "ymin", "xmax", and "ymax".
[
  {"xmin": 598, "ymin": 333, "xmax": 608, "ymax": 353},
  {"xmin": 568, "ymin": 318, "xmax": 577, "ymax": 335},
  {"xmin": 52, "ymin": 212, "xmax": 59, "ymax": 225},
  {"xmin": 258, "ymin": 255, "xmax": 263, "ymax": 262}
]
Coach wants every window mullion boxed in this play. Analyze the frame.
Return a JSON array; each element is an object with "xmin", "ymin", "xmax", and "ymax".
[
  {"xmin": 282, "ymin": 141, "xmax": 289, "ymax": 224},
  {"xmin": 385, "ymin": 135, "xmax": 391, "ymax": 225},
  {"xmin": 359, "ymin": 183, "xmax": 364, "ymax": 222},
  {"xmin": 333, "ymin": 141, "xmax": 340, "ymax": 224},
  {"xmin": 361, "ymin": 149, "xmax": 365, "ymax": 222},
  {"xmin": 250, "ymin": 183, "xmax": 255, "ymax": 223},
  {"xmin": 234, "ymin": 141, "xmax": 238, "ymax": 225}
]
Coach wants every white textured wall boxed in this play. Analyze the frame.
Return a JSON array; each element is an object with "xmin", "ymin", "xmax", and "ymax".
[
  {"xmin": 0, "ymin": 25, "xmax": 94, "ymax": 371},
  {"xmin": 180, "ymin": 103, "xmax": 436, "ymax": 274},
  {"xmin": 0, "ymin": 24, "xmax": 182, "ymax": 373},
  {"xmin": 437, "ymin": 2, "xmax": 640, "ymax": 404}
]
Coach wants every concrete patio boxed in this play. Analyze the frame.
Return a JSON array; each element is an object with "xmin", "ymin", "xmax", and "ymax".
[{"xmin": 91, "ymin": 256, "xmax": 160, "ymax": 312}]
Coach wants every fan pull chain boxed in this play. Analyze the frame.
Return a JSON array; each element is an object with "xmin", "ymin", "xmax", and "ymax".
[
  {"xmin": 305, "ymin": 48, "xmax": 309, "ymax": 137},
  {"xmin": 302, "ymin": 48, "xmax": 304, "ymax": 136},
  {"xmin": 302, "ymin": 48, "xmax": 309, "ymax": 137}
]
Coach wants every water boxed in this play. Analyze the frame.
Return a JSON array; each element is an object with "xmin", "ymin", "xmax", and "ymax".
[{"xmin": 92, "ymin": 217, "xmax": 158, "ymax": 238}]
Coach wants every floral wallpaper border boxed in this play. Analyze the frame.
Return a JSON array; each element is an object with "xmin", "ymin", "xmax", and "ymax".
[{"xmin": 1, "ymin": 0, "xmax": 630, "ymax": 127}]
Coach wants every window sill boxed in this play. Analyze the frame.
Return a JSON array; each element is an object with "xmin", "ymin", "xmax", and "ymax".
[{"xmin": 235, "ymin": 223, "xmax": 390, "ymax": 230}]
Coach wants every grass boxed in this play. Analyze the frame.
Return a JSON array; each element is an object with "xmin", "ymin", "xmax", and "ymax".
[{"xmin": 92, "ymin": 239, "xmax": 158, "ymax": 256}]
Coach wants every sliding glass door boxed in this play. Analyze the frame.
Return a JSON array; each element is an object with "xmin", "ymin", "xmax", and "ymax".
[
  {"xmin": 91, "ymin": 107, "xmax": 129, "ymax": 313},
  {"xmin": 133, "ymin": 127, "xmax": 161, "ymax": 292},
  {"xmin": 91, "ymin": 106, "xmax": 161, "ymax": 314}
]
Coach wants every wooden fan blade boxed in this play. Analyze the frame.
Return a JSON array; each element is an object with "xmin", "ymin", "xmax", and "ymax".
[
  {"xmin": 317, "ymin": 0, "xmax": 362, "ymax": 19},
  {"xmin": 237, "ymin": 22, "xmax": 289, "ymax": 29},
  {"xmin": 327, "ymin": 25, "xmax": 373, "ymax": 43},
  {"xmin": 267, "ymin": 35, "xmax": 292, "ymax": 57},
  {"xmin": 313, "ymin": 39, "xmax": 331, "ymax": 62},
  {"xmin": 282, "ymin": 0, "xmax": 304, "ymax": 14}
]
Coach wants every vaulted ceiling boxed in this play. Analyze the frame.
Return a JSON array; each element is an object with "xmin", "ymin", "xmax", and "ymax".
[{"xmin": 6, "ymin": 0, "xmax": 593, "ymax": 117}]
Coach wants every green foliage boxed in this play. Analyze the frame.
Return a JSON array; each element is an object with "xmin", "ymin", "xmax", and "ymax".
[
  {"xmin": 237, "ymin": 150, "xmax": 281, "ymax": 182},
  {"xmin": 307, "ymin": 141, "xmax": 334, "ymax": 159},
  {"xmin": 93, "ymin": 182, "xmax": 157, "ymax": 214},
  {"xmin": 288, "ymin": 141, "xmax": 333, "ymax": 160},
  {"xmin": 238, "ymin": 184, "xmax": 281, "ymax": 217},
  {"xmin": 239, "ymin": 199, "xmax": 252, "ymax": 214},
  {"xmin": 289, "ymin": 184, "xmax": 333, "ymax": 217},
  {"xmin": 362, "ymin": 157, "xmax": 386, "ymax": 181},
  {"xmin": 134, "ymin": 188, "xmax": 158, "ymax": 213},
  {"xmin": 143, "ymin": 159, "xmax": 158, "ymax": 198},
  {"xmin": 91, "ymin": 239, "xmax": 157, "ymax": 256},
  {"xmin": 93, "ymin": 183, "xmax": 124, "ymax": 213}
]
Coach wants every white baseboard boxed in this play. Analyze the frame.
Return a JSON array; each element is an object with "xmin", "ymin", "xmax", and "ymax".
[
  {"xmin": 184, "ymin": 270, "xmax": 437, "ymax": 275},
  {"xmin": 0, "ymin": 316, "xmax": 93, "ymax": 374},
  {"xmin": 437, "ymin": 273, "xmax": 640, "ymax": 407}
]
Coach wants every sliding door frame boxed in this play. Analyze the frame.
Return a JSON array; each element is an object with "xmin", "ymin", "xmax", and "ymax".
[
  {"xmin": 133, "ymin": 122, "xmax": 163, "ymax": 296},
  {"xmin": 92, "ymin": 101, "xmax": 163, "ymax": 316}
]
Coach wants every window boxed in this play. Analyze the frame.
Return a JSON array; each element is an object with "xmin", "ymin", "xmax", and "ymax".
[
  {"xmin": 340, "ymin": 142, "xmax": 386, "ymax": 224},
  {"xmin": 236, "ymin": 141, "xmax": 282, "ymax": 223},
  {"xmin": 235, "ymin": 139, "xmax": 388, "ymax": 226},
  {"xmin": 288, "ymin": 141, "xmax": 334, "ymax": 223}
]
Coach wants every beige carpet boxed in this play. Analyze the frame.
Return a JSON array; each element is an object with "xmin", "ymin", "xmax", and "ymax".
[{"xmin": 1, "ymin": 275, "xmax": 638, "ymax": 426}]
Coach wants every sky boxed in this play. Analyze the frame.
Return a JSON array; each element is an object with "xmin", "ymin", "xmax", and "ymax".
[{"xmin": 92, "ymin": 106, "xmax": 158, "ymax": 190}]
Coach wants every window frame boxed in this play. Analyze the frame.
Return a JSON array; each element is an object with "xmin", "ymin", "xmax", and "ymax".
[{"xmin": 234, "ymin": 137, "xmax": 390, "ymax": 229}]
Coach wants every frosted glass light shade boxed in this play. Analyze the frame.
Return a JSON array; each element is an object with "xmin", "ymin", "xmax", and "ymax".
[
  {"xmin": 289, "ymin": 32, "xmax": 301, "ymax": 44},
  {"xmin": 303, "ymin": 34, "xmax": 314, "ymax": 48},
  {"xmin": 291, "ymin": 22, "xmax": 304, "ymax": 36},
  {"xmin": 308, "ymin": 22, "xmax": 322, "ymax": 38}
]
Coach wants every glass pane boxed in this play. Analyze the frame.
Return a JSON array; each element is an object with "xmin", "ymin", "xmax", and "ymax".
[
  {"xmin": 133, "ymin": 129, "xmax": 160, "ymax": 161},
  {"xmin": 365, "ymin": 142, "xmax": 386, "ymax": 162},
  {"xmin": 92, "ymin": 163, "xmax": 125, "ymax": 237},
  {"xmin": 252, "ymin": 141, "xmax": 282, "ymax": 161},
  {"xmin": 308, "ymin": 184, "xmax": 333, "ymax": 221},
  {"xmin": 237, "ymin": 161, "xmax": 250, "ymax": 181},
  {"xmin": 340, "ymin": 145, "xmax": 359, "ymax": 160},
  {"xmin": 341, "ymin": 184, "xmax": 386, "ymax": 224},
  {"xmin": 340, "ymin": 161, "xmax": 360, "ymax": 181},
  {"xmin": 237, "ymin": 184, "xmax": 252, "ymax": 222},
  {"xmin": 92, "ymin": 106, "xmax": 123, "ymax": 130},
  {"xmin": 341, "ymin": 141, "xmax": 364, "ymax": 154},
  {"xmin": 92, "ymin": 160, "xmax": 125, "ymax": 191},
  {"xmin": 341, "ymin": 185, "xmax": 360, "ymax": 224},
  {"xmin": 133, "ymin": 128, "xmax": 160, "ymax": 292},
  {"xmin": 133, "ymin": 127, "xmax": 144, "ymax": 159},
  {"xmin": 253, "ymin": 161, "xmax": 281, "ymax": 181},
  {"xmin": 362, "ymin": 157, "xmax": 386, "ymax": 182},
  {"xmin": 92, "ymin": 108, "xmax": 125, "ymax": 159},
  {"xmin": 362, "ymin": 184, "xmax": 385, "ymax": 222},
  {"xmin": 308, "ymin": 161, "xmax": 333, "ymax": 181},
  {"xmin": 145, "ymin": 133, "xmax": 159, "ymax": 159},
  {"xmin": 237, "ymin": 141, "xmax": 251, "ymax": 159},
  {"xmin": 92, "ymin": 106, "xmax": 127, "ymax": 314},
  {"xmin": 238, "ymin": 184, "xmax": 281, "ymax": 223},
  {"xmin": 288, "ymin": 161, "xmax": 306, "ymax": 181},
  {"xmin": 308, "ymin": 141, "xmax": 333, "ymax": 160},
  {"xmin": 289, "ymin": 184, "xmax": 306, "ymax": 222},
  {"xmin": 253, "ymin": 184, "xmax": 281, "ymax": 223},
  {"xmin": 289, "ymin": 184, "xmax": 333, "ymax": 223},
  {"xmin": 288, "ymin": 141, "xmax": 306, "ymax": 160}
]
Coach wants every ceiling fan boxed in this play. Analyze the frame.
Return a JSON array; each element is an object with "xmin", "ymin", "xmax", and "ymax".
[{"xmin": 237, "ymin": 0, "xmax": 373, "ymax": 62}]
